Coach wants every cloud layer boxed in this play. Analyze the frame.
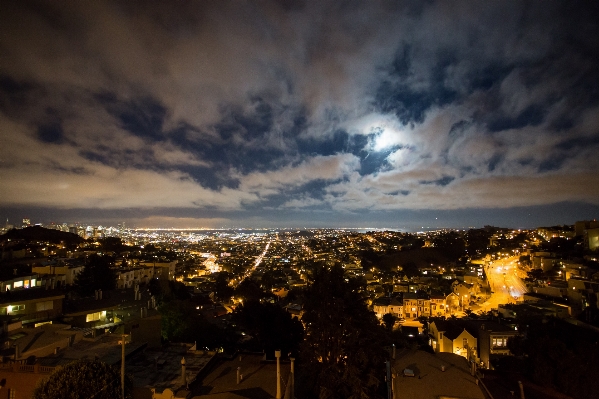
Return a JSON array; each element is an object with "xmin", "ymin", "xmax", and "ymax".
[{"xmin": 1, "ymin": 1, "xmax": 598, "ymax": 228}]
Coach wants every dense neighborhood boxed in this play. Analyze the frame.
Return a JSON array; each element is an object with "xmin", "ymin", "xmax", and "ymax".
[{"xmin": 1, "ymin": 220, "xmax": 599, "ymax": 398}]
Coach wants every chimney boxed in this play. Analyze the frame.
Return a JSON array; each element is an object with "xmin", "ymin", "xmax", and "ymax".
[
  {"xmin": 181, "ymin": 357, "xmax": 187, "ymax": 386},
  {"xmin": 13, "ymin": 269, "xmax": 17, "ymax": 276},
  {"xmin": 98, "ymin": 289, "xmax": 102, "ymax": 300},
  {"xmin": 95, "ymin": 290, "xmax": 99, "ymax": 300}
]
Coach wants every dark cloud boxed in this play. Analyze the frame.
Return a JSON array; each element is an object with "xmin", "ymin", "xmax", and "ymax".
[
  {"xmin": 1, "ymin": 1, "xmax": 599, "ymax": 228},
  {"xmin": 99, "ymin": 94, "xmax": 167, "ymax": 142}
]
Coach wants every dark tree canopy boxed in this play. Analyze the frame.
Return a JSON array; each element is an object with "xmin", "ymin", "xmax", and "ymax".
[
  {"xmin": 235, "ymin": 278, "xmax": 266, "ymax": 302},
  {"xmin": 214, "ymin": 272, "xmax": 234, "ymax": 301},
  {"xmin": 157, "ymin": 299, "xmax": 236, "ymax": 351},
  {"xmin": 232, "ymin": 300, "xmax": 304, "ymax": 356},
  {"xmin": 298, "ymin": 264, "xmax": 387, "ymax": 399},
  {"xmin": 382, "ymin": 313, "xmax": 396, "ymax": 331},
  {"xmin": 73, "ymin": 254, "xmax": 117, "ymax": 296},
  {"xmin": 32, "ymin": 360, "xmax": 132, "ymax": 399}
]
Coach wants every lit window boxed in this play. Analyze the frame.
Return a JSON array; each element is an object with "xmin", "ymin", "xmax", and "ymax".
[
  {"xmin": 7, "ymin": 304, "xmax": 25, "ymax": 313},
  {"xmin": 9, "ymin": 389, "xmax": 16, "ymax": 399},
  {"xmin": 13, "ymin": 281, "xmax": 23, "ymax": 288},
  {"xmin": 86, "ymin": 311, "xmax": 107, "ymax": 322}
]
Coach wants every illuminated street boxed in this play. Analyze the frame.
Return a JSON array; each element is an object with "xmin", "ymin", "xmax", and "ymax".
[{"xmin": 480, "ymin": 256, "xmax": 528, "ymax": 312}]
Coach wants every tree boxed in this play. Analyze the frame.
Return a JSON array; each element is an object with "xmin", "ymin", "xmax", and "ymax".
[
  {"xmin": 214, "ymin": 272, "xmax": 234, "ymax": 302},
  {"xmin": 32, "ymin": 360, "xmax": 132, "ymax": 399},
  {"xmin": 235, "ymin": 278, "xmax": 266, "ymax": 302},
  {"xmin": 157, "ymin": 298, "xmax": 237, "ymax": 351},
  {"xmin": 73, "ymin": 254, "xmax": 117, "ymax": 297},
  {"xmin": 382, "ymin": 313, "xmax": 396, "ymax": 331},
  {"xmin": 149, "ymin": 279, "xmax": 191, "ymax": 302},
  {"xmin": 158, "ymin": 299, "xmax": 193, "ymax": 341},
  {"xmin": 298, "ymin": 264, "xmax": 387, "ymax": 399},
  {"xmin": 232, "ymin": 300, "xmax": 304, "ymax": 355},
  {"xmin": 99, "ymin": 237, "xmax": 125, "ymax": 253}
]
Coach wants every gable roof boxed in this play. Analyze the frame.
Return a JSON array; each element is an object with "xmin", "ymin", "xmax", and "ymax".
[{"xmin": 432, "ymin": 319, "xmax": 471, "ymax": 340}]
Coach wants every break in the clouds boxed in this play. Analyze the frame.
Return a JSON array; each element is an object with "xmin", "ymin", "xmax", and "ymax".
[{"xmin": 1, "ymin": 1, "xmax": 599, "ymax": 229}]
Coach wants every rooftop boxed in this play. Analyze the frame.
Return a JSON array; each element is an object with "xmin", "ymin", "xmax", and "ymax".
[
  {"xmin": 36, "ymin": 332, "xmax": 146, "ymax": 367},
  {"xmin": 192, "ymin": 353, "xmax": 291, "ymax": 398},
  {"xmin": 0, "ymin": 287, "xmax": 65, "ymax": 305},
  {"xmin": 128, "ymin": 344, "xmax": 215, "ymax": 393},
  {"xmin": 392, "ymin": 349, "xmax": 485, "ymax": 399}
]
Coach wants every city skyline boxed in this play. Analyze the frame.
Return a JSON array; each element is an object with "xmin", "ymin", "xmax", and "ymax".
[{"xmin": 1, "ymin": 2, "xmax": 599, "ymax": 229}]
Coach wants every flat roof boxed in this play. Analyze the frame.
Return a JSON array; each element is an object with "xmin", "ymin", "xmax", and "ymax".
[
  {"xmin": 128, "ymin": 344, "xmax": 214, "ymax": 393},
  {"xmin": 37, "ymin": 333, "xmax": 146, "ymax": 367},
  {"xmin": 3, "ymin": 323, "xmax": 76, "ymax": 360}
]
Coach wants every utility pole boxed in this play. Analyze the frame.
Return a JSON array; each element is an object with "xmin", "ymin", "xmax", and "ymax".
[
  {"xmin": 275, "ymin": 350, "xmax": 281, "ymax": 399},
  {"xmin": 121, "ymin": 334, "xmax": 127, "ymax": 399},
  {"xmin": 386, "ymin": 360, "xmax": 392, "ymax": 399},
  {"xmin": 290, "ymin": 357, "xmax": 295, "ymax": 399}
]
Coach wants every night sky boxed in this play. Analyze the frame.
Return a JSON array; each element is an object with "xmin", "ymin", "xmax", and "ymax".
[{"xmin": 1, "ymin": 1, "xmax": 599, "ymax": 230}]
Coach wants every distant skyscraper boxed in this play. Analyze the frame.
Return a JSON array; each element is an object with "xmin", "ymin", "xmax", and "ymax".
[{"xmin": 22, "ymin": 218, "xmax": 31, "ymax": 228}]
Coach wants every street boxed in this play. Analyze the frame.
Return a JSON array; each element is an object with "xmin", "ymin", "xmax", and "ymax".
[{"xmin": 479, "ymin": 255, "xmax": 527, "ymax": 312}]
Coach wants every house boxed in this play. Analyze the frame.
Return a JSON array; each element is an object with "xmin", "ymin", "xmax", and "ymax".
[
  {"xmin": 138, "ymin": 260, "xmax": 177, "ymax": 281},
  {"xmin": 128, "ymin": 344, "xmax": 215, "ymax": 398},
  {"xmin": 430, "ymin": 294, "xmax": 448, "ymax": 317},
  {"xmin": 392, "ymin": 350, "xmax": 485, "ymax": 399},
  {"xmin": 31, "ymin": 260, "xmax": 85, "ymax": 286},
  {"xmin": 452, "ymin": 281, "xmax": 477, "ymax": 308},
  {"xmin": 373, "ymin": 296, "xmax": 390, "ymax": 318},
  {"xmin": 417, "ymin": 292, "xmax": 431, "ymax": 317},
  {"xmin": 116, "ymin": 266, "xmax": 153, "ymax": 289},
  {"xmin": 0, "ymin": 362, "xmax": 57, "ymax": 399},
  {"xmin": 429, "ymin": 319, "xmax": 477, "ymax": 361},
  {"xmin": 389, "ymin": 295, "xmax": 404, "ymax": 319},
  {"xmin": 1, "ymin": 273, "xmax": 41, "ymax": 292},
  {"xmin": 61, "ymin": 288, "xmax": 161, "ymax": 347},
  {"xmin": 0, "ymin": 288, "xmax": 65, "ymax": 326},
  {"xmin": 475, "ymin": 321, "xmax": 519, "ymax": 369},
  {"xmin": 192, "ymin": 352, "xmax": 291, "ymax": 399},
  {"xmin": 403, "ymin": 293, "xmax": 419, "ymax": 320},
  {"xmin": 445, "ymin": 292, "xmax": 460, "ymax": 313},
  {"xmin": 373, "ymin": 295, "xmax": 404, "ymax": 320}
]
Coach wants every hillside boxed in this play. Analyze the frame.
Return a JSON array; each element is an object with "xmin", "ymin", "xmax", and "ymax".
[{"xmin": 0, "ymin": 226, "xmax": 83, "ymax": 245}]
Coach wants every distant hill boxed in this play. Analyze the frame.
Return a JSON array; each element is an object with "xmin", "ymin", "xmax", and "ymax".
[
  {"xmin": 380, "ymin": 247, "xmax": 450, "ymax": 269},
  {"xmin": 0, "ymin": 226, "xmax": 83, "ymax": 245},
  {"xmin": 361, "ymin": 247, "xmax": 450, "ymax": 272}
]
